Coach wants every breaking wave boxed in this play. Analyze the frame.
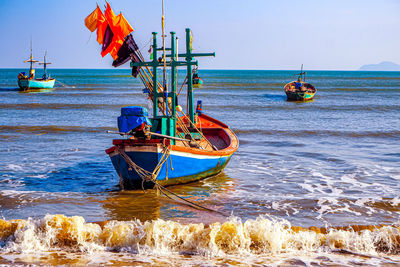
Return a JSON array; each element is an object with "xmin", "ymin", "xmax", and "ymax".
[{"xmin": 1, "ymin": 214, "xmax": 400, "ymax": 256}]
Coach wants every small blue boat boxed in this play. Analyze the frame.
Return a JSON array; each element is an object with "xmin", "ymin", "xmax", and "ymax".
[
  {"xmin": 18, "ymin": 78, "xmax": 55, "ymax": 90},
  {"xmin": 18, "ymin": 47, "xmax": 55, "ymax": 90}
]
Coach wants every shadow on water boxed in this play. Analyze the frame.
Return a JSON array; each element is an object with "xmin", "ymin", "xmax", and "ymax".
[
  {"xmin": 286, "ymin": 98, "xmax": 315, "ymax": 103},
  {"xmin": 0, "ymin": 87, "xmax": 20, "ymax": 91},
  {"xmin": 262, "ymin": 93, "xmax": 286, "ymax": 101},
  {"xmin": 102, "ymin": 190, "xmax": 162, "ymax": 222},
  {"xmin": 0, "ymin": 88, "xmax": 56, "ymax": 93},
  {"xmin": 18, "ymin": 88, "xmax": 55, "ymax": 94}
]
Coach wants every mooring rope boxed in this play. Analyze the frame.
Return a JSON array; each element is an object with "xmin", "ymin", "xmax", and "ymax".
[
  {"xmin": 56, "ymin": 80, "xmax": 75, "ymax": 88},
  {"xmin": 155, "ymin": 183, "xmax": 228, "ymax": 216},
  {"xmin": 116, "ymin": 143, "xmax": 226, "ymax": 216}
]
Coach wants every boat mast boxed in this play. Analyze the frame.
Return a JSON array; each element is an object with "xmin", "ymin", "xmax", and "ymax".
[
  {"xmin": 29, "ymin": 38, "xmax": 33, "ymax": 72},
  {"xmin": 131, "ymin": 29, "xmax": 215, "ymax": 140},
  {"xmin": 297, "ymin": 64, "xmax": 306, "ymax": 82},
  {"xmin": 24, "ymin": 38, "xmax": 39, "ymax": 78},
  {"xmin": 39, "ymin": 51, "xmax": 51, "ymax": 79},
  {"xmin": 161, "ymin": 0, "xmax": 168, "ymax": 115}
]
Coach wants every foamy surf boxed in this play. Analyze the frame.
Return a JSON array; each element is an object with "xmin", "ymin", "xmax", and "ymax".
[{"xmin": 1, "ymin": 214, "xmax": 400, "ymax": 262}]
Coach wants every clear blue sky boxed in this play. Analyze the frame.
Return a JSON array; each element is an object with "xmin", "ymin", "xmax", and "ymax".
[{"xmin": 0, "ymin": 0, "xmax": 399, "ymax": 70}]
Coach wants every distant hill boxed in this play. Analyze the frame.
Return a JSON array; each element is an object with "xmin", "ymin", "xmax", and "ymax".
[{"xmin": 359, "ymin": 61, "xmax": 400, "ymax": 71}]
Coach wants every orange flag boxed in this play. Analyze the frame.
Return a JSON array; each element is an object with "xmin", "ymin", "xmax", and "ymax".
[
  {"xmin": 93, "ymin": 2, "xmax": 134, "ymax": 59},
  {"xmin": 104, "ymin": 2, "xmax": 117, "ymax": 28},
  {"xmin": 84, "ymin": 4, "xmax": 107, "ymax": 45},
  {"xmin": 114, "ymin": 13, "xmax": 134, "ymax": 39},
  {"xmin": 96, "ymin": 8, "xmax": 108, "ymax": 45},
  {"xmin": 101, "ymin": 3, "xmax": 134, "ymax": 59},
  {"xmin": 84, "ymin": 5, "xmax": 102, "ymax": 32},
  {"xmin": 102, "ymin": 13, "xmax": 134, "ymax": 59}
]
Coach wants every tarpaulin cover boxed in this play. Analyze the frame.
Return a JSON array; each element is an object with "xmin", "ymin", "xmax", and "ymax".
[
  {"xmin": 118, "ymin": 106, "xmax": 151, "ymax": 133},
  {"xmin": 295, "ymin": 82, "xmax": 303, "ymax": 89}
]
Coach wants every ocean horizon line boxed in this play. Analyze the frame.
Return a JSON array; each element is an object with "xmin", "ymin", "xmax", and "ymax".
[{"xmin": 1, "ymin": 67, "xmax": 399, "ymax": 72}]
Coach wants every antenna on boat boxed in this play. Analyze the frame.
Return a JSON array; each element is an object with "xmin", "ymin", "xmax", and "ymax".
[{"xmin": 161, "ymin": 0, "xmax": 168, "ymax": 115}]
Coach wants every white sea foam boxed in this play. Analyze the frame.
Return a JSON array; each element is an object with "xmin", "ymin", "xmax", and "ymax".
[{"xmin": 5, "ymin": 164, "xmax": 23, "ymax": 171}]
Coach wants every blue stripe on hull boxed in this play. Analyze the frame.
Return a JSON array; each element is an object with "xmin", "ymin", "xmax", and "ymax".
[{"xmin": 110, "ymin": 150, "xmax": 231, "ymax": 189}]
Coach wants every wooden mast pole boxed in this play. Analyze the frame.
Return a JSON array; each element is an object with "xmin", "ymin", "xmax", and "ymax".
[
  {"xmin": 152, "ymin": 32, "xmax": 158, "ymax": 118},
  {"xmin": 185, "ymin": 28, "xmax": 194, "ymax": 123},
  {"xmin": 161, "ymin": 0, "xmax": 168, "ymax": 115}
]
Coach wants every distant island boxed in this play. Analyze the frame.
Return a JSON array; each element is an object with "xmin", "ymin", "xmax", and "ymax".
[{"xmin": 359, "ymin": 61, "xmax": 400, "ymax": 71}]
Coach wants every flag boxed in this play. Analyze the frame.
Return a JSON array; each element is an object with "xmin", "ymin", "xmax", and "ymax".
[
  {"xmin": 117, "ymin": 14, "xmax": 134, "ymax": 38},
  {"xmin": 86, "ymin": 2, "xmax": 135, "ymax": 60},
  {"xmin": 84, "ymin": 5, "xmax": 102, "ymax": 32},
  {"xmin": 102, "ymin": 10, "xmax": 134, "ymax": 59},
  {"xmin": 96, "ymin": 11, "xmax": 108, "ymax": 45},
  {"xmin": 84, "ymin": 4, "xmax": 107, "ymax": 45},
  {"xmin": 112, "ymin": 34, "xmax": 139, "ymax": 67},
  {"xmin": 112, "ymin": 35, "xmax": 141, "ymax": 77},
  {"xmin": 101, "ymin": 25, "xmax": 114, "ymax": 53}
]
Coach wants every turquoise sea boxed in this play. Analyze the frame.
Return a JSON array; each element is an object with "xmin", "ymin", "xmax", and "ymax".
[{"xmin": 0, "ymin": 69, "xmax": 399, "ymax": 265}]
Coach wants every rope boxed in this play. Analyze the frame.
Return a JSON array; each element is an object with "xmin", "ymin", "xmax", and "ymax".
[
  {"xmin": 116, "ymin": 143, "xmax": 226, "ymax": 215},
  {"xmin": 155, "ymin": 183, "xmax": 228, "ymax": 216},
  {"xmin": 139, "ymin": 38, "xmax": 152, "ymax": 52},
  {"xmin": 116, "ymin": 144, "xmax": 170, "ymax": 183},
  {"xmin": 177, "ymin": 76, "xmax": 188, "ymax": 97},
  {"xmin": 178, "ymin": 110, "xmax": 216, "ymax": 150},
  {"xmin": 56, "ymin": 80, "xmax": 75, "ymax": 88}
]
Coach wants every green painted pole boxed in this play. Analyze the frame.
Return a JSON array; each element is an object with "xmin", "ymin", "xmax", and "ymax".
[
  {"xmin": 170, "ymin": 32, "xmax": 176, "ymax": 118},
  {"xmin": 152, "ymin": 32, "xmax": 158, "ymax": 118},
  {"xmin": 185, "ymin": 28, "xmax": 194, "ymax": 123}
]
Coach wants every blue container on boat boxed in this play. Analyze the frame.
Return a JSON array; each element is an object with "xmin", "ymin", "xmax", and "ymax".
[{"xmin": 118, "ymin": 106, "xmax": 151, "ymax": 133}]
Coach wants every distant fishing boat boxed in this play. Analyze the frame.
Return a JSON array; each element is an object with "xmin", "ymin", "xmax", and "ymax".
[
  {"xmin": 18, "ymin": 43, "xmax": 55, "ymax": 90},
  {"xmin": 284, "ymin": 65, "xmax": 316, "ymax": 101},
  {"xmin": 85, "ymin": 2, "xmax": 238, "ymax": 190},
  {"xmin": 192, "ymin": 67, "xmax": 204, "ymax": 88}
]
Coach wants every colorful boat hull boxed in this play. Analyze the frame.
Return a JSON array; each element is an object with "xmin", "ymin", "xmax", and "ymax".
[
  {"xmin": 18, "ymin": 78, "xmax": 55, "ymax": 90},
  {"xmin": 193, "ymin": 77, "xmax": 203, "ymax": 88},
  {"xmin": 107, "ymin": 144, "xmax": 232, "ymax": 189},
  {"xmin": 284, "ymin": 81, "xmax": 316, "ymax": 101},
  {"xmin": 285, "ymin": 90, "xmax": 316, "ymax": 101},
  {"xmin": 106, "ymin": 114, "xmax": 238, "ymax": 189}
]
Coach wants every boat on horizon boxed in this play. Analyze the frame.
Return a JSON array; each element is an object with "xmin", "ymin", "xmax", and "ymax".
[
  {"xmin": 18, "ymin": 44, "xmax": 55, "ymax": 90},
  {"xmin": 284, "ymin": 65, "xmax": 316, "ymax": 101},
  {"xmin": 192, "ymin": 67, "xmax": 204, "ymax": 88},
  {"xmin": 85, "ymin": 3, "xmax": 238, "ymax": 190}
]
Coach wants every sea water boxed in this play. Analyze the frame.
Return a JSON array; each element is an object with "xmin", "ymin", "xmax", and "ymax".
[{"xmin": 0, "ymin": 69, "xmax": 399, "ymax": 265}]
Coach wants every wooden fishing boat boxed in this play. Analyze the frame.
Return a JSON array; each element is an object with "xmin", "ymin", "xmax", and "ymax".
[
  {"xmin": 18, "ymin": 47, "xmax": 55, "ymax": 90},
  {"xmin": 284, "ymin": 65, "xmax": 316, "ymax": 101},
  {"xmin": 192, "ymin": 67, "xmax": 204, "ymax": 88},
  {"xmin": 85, "ymin": 3, "xmax": 239, "ymax": 189},
  {"xmin": 106, "ymin": 112, "xmax": 238, "ymax": 189}
]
